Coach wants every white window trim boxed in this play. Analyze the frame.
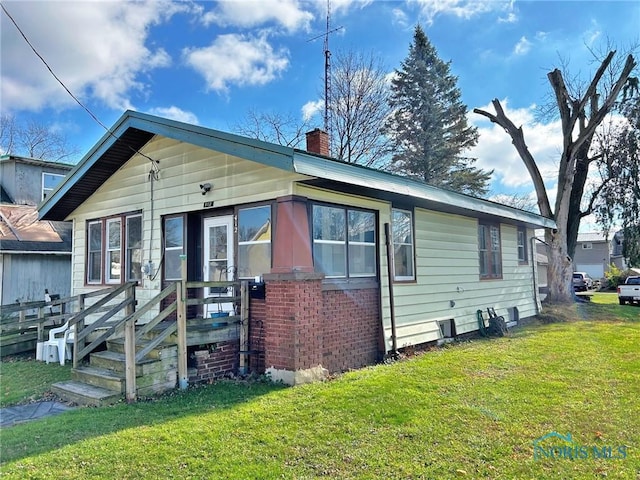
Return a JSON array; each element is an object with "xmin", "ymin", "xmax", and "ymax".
[
  {"xmin": 42, "ymin": 172, "xmax": 65, "ymax": 201},
  {"xmin": 517, "ymin": 227, "xmax": 528, "ymax": 263},
  {"xmin": 86, "ymin": 213, "xmax": 142, "ymax": 285},
  {"xmin": 105, "ymin": 218, "xmax": 122, "ymax": 284},
  {"xmin": 392, "ymin": 208, "xmax": 415, "ymax": 281},
  {"xmin": 164, "ymin": 216, "xmax": 185, "ymax": 281},
  {"xmin": 87, "ymin": 220, "xmax": 103, "ymax": 284},
  {"xmin": 312, "ymin": 204, "xmax": 376, "ymax": 279}
]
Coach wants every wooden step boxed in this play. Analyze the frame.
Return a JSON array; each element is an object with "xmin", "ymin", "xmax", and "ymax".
[
  {"xmin": 106, "ymin": 338, "xmax": 177, "ymax": 360},
  {"xmin": 140, "ymin": 320, "xmax": 239, "ymax": 346},
  {"xmin": 73, "ymin": 366, "xmax": 125, "ymax": 392},
  {"xmin": 90, "ymin": 349, "xmax": 178, "ymax": 376},
  {"xmin": 51, "ymin": 380, "xmax": 123, "ymax": 407}
]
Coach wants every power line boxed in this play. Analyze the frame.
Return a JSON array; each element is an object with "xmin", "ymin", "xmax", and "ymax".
[{"xmin": 0, "ymin": 2, "xmax": 159, "ymax": 173}]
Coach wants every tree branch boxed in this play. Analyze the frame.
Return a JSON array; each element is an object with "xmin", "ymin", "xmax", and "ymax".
[{"xmin": 474, "ymin": 99, "xmax": 553, "ymax": 218}]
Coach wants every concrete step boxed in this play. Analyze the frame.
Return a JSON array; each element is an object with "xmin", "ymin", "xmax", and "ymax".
[
  {"xmin": 72, "ymin": 366, "xmax": 125, "ymax": 392},
  {"xmin": 51, "ymin": 380, "xmax": 123, "ymax": 407}
]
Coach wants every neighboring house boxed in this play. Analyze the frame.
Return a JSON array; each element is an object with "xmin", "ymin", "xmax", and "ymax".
[
  {"xmin": 610, "ymin": 229, "xmax": 640, "ymax": 271},
  {"xmin": 573, "ymin": 232, "xmax": 611, "ymax": 280},
  {"xmin": 39, "ymin": 111, "xmax": 555, "ymax": 384},
  {"xmin": 0, "ymin": 155, "xmax": 73, "ymax": 305}
]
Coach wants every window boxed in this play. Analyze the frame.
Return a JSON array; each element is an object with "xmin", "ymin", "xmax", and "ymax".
[
  {"xmin": 478, "ymin": 221, "xmax": 502, "ymax": 279},
  {"xmin": 164, "ymin": 216, "xmax": 185, "ymax": 281},
  {"xmin": 87, "ymin": 221, "xmax": 103, "ymax": 284},
  {"xmin": 106, "ymin": 218, "xmax": 122, "ymax": 283},
  {"xmin": 42, "ymin": 172, "xmax": 65, "ymax": 200},
  {"xmin": 517, "ymin": 227, "xmax": 528, "ymax": 264},
  {"xmin": 126, "ymin": 215, "xmax": 142, "ymax": 281},
  {"xmin": 86, "ymin": 213, "xmax": 142, "ymax": 285},
  {"xmin": 238, "ymin": 205, "xmax": 271, "ymax": 278},
  {"xmin": 312, "ymin": 204, "xmax": 376, "ymax": 278},
  {"xmin": 392, "ymin": 209, "xmax": 415, "ymax": 281},
  {"xmin": 582, "ymin": 243, "xmax": 593, "ymax": 250}
]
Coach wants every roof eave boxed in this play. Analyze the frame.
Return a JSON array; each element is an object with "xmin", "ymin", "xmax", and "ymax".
[{"xmin": 292, "ymin": 151, "xmax": 557, "ymax": 230}]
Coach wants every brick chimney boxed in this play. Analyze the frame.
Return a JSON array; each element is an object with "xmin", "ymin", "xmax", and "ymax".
[{"xmin": 305, "ymin": 128, "xmax": 329, "ymax": 156}]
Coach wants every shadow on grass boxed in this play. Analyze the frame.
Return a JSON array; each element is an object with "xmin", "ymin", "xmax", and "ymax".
[{"xmin": 0, "ymin": 379, "xmax": 286, "ymax": 464}]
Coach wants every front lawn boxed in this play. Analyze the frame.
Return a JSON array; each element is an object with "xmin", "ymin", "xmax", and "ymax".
[
  {"xmin": 0, "ymin": 356, "xmax": 71, "ymax": 408},
  {"xmin": 1, "ymin": 305, "xmax": 638, "ymax": 478}
]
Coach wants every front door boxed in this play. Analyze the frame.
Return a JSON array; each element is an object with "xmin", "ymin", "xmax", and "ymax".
[{"xmin": 203, "ymin": 216, "xmax": 234, "ymax": 316}]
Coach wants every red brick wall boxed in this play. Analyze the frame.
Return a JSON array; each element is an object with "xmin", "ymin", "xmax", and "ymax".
[
  {"xmin": 263, "ymin": 275, "xmax": 323, "ymax": 371},
  {"xmin": 321, "ymin": 287, "xmax": 380, "ymax": 373},
  {"xmin": 249, "ymin": 298, "xmax": 266, "ymax": 374},
  {"xmin": 189, "ymin": 340, "xmax": 238, "ymax": 383},
  {"xmin": 262, "ymin": 274, "xmax": 381, "ymax": 375}
]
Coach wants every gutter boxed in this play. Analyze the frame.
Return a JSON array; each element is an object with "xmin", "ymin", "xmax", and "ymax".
[{"xmin": 0, "ymin": 251, "xmax": 72, "ymax": 255}]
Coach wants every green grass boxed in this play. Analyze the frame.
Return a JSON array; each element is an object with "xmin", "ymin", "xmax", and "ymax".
[
  {"xmin": 1, "ymin": 306, "xmax": 638, "ymax": 479},
  {"xmin": 0, "ymin": 357, "xmax": 71, "ymax": 407}
]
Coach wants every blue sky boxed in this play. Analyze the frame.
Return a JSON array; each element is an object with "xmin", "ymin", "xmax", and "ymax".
[{"xmin": 1, "ymin": 0, "xmax": 639, "ymax": 219}]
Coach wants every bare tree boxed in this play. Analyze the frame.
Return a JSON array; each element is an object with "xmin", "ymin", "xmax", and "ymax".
[
  {"xmin": 490, "ymin": 192, "xmax": 538, "ymax": 213},
  {"xmin": 1, "ymin": 114, "xmax": 79, "ymax": 162},
  {"xmin": 328, "ymin": 50, "xmax": 392, "ymax": 168},
  {"xmin": 231, "ymin": 109, "xmax": 312, "ymax": 149},
  {"xmin": 474, "ymin": 51, "xmax": 636, "ymax": 303}
]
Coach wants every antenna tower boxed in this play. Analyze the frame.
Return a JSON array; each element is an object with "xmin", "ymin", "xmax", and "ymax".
[{"xmin": 323, "ymin": 0, "xmax": 331, "ymax": 135}]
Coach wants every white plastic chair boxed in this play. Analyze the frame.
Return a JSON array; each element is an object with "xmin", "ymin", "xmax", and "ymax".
[{"xmin": 44, "ymin": 321, "xmax": 75, "ymax": 366}]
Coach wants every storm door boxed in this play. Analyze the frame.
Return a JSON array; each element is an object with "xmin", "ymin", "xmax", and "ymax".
[{"xmin": 203, "ymin": 216, "xmax": 235, "ymax": 316}]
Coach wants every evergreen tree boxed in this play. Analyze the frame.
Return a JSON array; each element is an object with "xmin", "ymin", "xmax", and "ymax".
[{"xmin": 384, "ymin": 25, "xmax": 491, "ymax": 196}]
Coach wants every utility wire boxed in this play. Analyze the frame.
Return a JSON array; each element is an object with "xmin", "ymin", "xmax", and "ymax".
[{"xmin": 1, "ymin": 2, "xmax": 159, "ymax": 173}]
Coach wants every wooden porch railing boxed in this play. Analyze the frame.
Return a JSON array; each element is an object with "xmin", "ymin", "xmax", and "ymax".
[{"xmin": 1, "ymin": 262, "xmax": 249, "ymax": 403}]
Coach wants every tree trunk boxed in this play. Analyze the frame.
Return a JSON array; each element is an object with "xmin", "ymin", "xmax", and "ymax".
[{"xmin": 544, "ymin": 228, "xmax": 574, "ymax": 303}]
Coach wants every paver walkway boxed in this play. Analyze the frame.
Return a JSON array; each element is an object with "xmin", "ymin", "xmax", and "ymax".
[{"xmin": 0, "ymin": 401, "xmax": 73, "ymax": 427}]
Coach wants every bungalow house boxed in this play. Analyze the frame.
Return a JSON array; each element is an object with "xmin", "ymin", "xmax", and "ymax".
[
  {"xmin": 0, "ymin": 155, "xmax": 73, "ymax": 305},
  {"xmin": 39, "ymin": 111, "xmax": 555, "ymax": 387}
]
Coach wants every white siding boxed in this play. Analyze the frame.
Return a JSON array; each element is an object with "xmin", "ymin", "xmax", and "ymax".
[
  {"xmin": 294, "ymin": 189, "xmax": 539, "ymax": 351},
  {"xmin": 391, "ymin": 212, "xmax": 537, "ymax": 347},
  {"xmin": 69, "ymin": 137, "xmax": 306, "ymax": 318},
  {"xmin": 67, "ymin": 135, "xmax": 539, "ymax": 339}
]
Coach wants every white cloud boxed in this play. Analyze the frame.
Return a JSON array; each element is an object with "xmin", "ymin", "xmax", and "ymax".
[
  {"xmin": 183, "ymin": 34, "xmax": 289, "ymax": 93},
  {"xmin": 0, "ymin": 1, "xmax": 187, "ymax": 113},
  {"xmin": 201, "ymin": 0, "xmax": 314, "ymax": 32},
  {"xmin": 584, "ymin": 19, "xmax": 601, "ymax": 46},
  {"xmin": 302, "ymin": 99, "xmax": 324, "ymax": 122},
  {"xmin": 409, "ymin": 0, "xmax": 509, "ymax": 24},
  {"xmin": 469, "ymin": 99, "xmax": 563, "ymax": 190},
  {"xmin": 392, "ymin": 8, "xmax": 410, "ymax": 28},
  {"xmin": 148, "ymin": 106, "xmax": 199, "ymax": 125},
  {"xmin": 514, "ymin": 36, "xmax": 532, "ymax": 56}
]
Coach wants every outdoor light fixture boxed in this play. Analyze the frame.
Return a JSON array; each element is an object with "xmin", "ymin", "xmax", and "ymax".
[{"xmin": 199, "ymin": 183, "xmax": 212, "ymax": 195}]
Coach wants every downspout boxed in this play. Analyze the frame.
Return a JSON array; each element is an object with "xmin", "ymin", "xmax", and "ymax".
[
  {"xmin": 532, "ymin": 236, "xmax": 549, "ymax": 314},
  {"xmin": 384, "ymin": 223, "xmax": 398, "ymax": 356}
]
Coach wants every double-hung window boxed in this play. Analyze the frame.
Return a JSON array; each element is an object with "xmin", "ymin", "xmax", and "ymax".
[
  {"xmin": 478, "ymin": 221, "xmax": 502, "ymax": 279},
  {"xmin": 164, "ymin": 216, "xmax": 185, "ymax": 281},
  {"xmin": 392, "ymin": 209, "xmax": 415, "ymax": 281},
  {"xmin": 238, "ymin": 205, "xmax": 272, "ymax": 278},
  {"xmin": 87, "ymin": 221, "xmax": 103, "ymax": 283},
  {"xmin": 517, "ymin": 227, "xmax": 528, "ymax": 264},
  {"xmin": 106, "ymin": 218, "xmax": 122, "ymax": 283},
  {"xmin": 86, "ymin": 213, "xmax": 142, "ymax": 285},
  {"xmin": 312, "ymin": 204, "xmax": 376, "ymax": 278}
]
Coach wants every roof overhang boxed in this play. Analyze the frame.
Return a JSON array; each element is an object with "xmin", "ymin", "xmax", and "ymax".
[
  {"xmin": 292, "ymin": 152, "xmax": 556, "ymax": 230},
  {"xmin": 39, "ymin": 109, "xmax": 556, "ymax": 231},
  {"xmin": 39, "ymin": 110, "xmax": 295, "ymax": 220}
]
